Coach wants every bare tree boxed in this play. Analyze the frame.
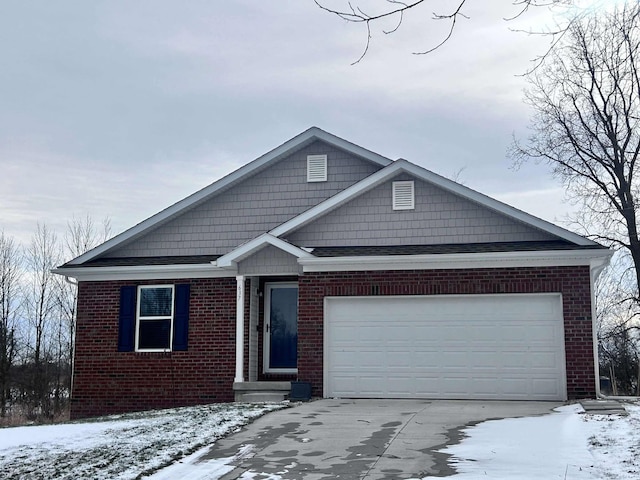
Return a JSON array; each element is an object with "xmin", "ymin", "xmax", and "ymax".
[
  {"xmin": 512, "ymin": 2, "xmax": 640, "ymax": 294},
  {"xmin": 56, "ymin": 215, "xmax": 111, "ymax": 406},
  {"xmin": 314, "ymin": 0, "xmax": 573, "ymax": 63},
  {"xmin": 512, "ymin": 2, "xmax": 640, "ymax": 393},
  {"xmin": 0, "ymin": 231, "xmax": 22, "ymax": 417},
  {"xmin": 595, "ymin": 252, "xmax": 640, "ymax": 395},
  {"xmin": 23, "ymin": 223, "xmax": 61, "ymax": 418}
]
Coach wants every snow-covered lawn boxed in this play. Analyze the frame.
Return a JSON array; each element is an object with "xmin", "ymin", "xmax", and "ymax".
[
  {"xmin": 0, "ymin": 402, "xmax": 286, "ymax": 480},
  {"xmin": 418, "ymin": 403, "xmax": 640, "ymax": 480},
  {"xmin": 0, "ymin": 401, "xmax": 637, "ymax": 480}
]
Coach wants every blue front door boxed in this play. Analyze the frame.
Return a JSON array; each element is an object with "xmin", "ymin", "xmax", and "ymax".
[{"xmin": 265, "ymin": 283, "xmax": 298, "ymax": 372}]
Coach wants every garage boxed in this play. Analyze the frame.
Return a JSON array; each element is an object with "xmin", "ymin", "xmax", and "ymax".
[{"xmin": 324, "ymin": 294, "xmax": 567, "ymax": 401}]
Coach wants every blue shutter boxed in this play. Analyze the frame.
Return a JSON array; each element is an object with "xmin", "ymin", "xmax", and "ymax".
[
  {"xmin": 118, "ymin": 286, "xmax": 136, "ymax": 352},
  {"xmin": 173, "ymin": 284, "xmax": 190, "ymax": 351}
]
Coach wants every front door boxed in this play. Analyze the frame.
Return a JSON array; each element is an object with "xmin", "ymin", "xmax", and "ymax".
[{"xmin": 264, "ymin": 282, "xmax": 298, "ymax": 373}]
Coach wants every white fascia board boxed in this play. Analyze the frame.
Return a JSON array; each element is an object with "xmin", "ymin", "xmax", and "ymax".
[
  {"xmin": 52, "ymin": 264, "xmax": 235, "ymax": 282},
  {"xmin": 298, "ymin": 248, "xmax": 612, "ymax": 272},
  {"xmin": 215, "ymin": 233, "xmax": 314, "ymax": 268},
  {"xmin": 68, "ymin": 127, "xmax": 392, "ymax": 266}
]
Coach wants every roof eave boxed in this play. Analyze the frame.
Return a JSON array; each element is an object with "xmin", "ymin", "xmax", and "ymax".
[
  {"xmin": 52, "ymin": 263, "xmax": 234, "ymax": 282},
  {"xmin": 298, "ymin": 248, "xmax": 613, "ymax": 272}
]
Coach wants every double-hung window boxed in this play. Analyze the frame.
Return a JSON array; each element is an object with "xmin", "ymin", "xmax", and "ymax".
[{"xmin": 136, "ymin": 285, "xmax": 174, "ymax": 351}]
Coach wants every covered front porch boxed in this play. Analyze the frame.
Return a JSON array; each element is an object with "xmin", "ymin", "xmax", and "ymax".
[
  {"xmin": 216, "ymin": 233, "xmax": 314, "ymax": 402},
  {"xmin": 231, "ymin": 274, "xmax": 302, "ymax": 401}
]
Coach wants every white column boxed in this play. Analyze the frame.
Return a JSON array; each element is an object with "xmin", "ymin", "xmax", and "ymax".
[{"xmin": 235, "ymin": 275, "xmax": 245, "ymax": 383}]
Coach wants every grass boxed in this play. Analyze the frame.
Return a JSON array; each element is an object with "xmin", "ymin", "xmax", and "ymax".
[{"xmin": 0, "ymin": 402, "xmax": 287, "ymax": 480}]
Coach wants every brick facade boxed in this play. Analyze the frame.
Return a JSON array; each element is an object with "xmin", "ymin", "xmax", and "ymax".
[
  {"xmin": 298, "ymin": 266, "xmax": 595, "ymax": 400},
  {"xmin": 72, "ymin": 265, "xmax": 595, "ymax": 418},
  {"xmin": 72, "ymin": 277, "xmax": 238, "ymax": 419}
]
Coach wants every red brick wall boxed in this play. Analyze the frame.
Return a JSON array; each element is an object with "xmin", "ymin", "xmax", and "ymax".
[
  {"xmin": 72, "ymin": 277, "xmax": 237, "ymax": 419},
  {"xmin": 297, "ymin": 266, "xmax": 595, "ymax": 400},
  {"xmin": 73, "ymin": 266, "xmax": 595, "ymax": 418}
]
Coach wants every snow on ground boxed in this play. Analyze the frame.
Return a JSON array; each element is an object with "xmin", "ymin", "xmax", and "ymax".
[
  {"xmin": 0, "ymin": 401, "xmax": 638, "ymax": 480},
  {"xmin": 417, "ymin": 403, "xmax": 640, "ymax": 480},
  {"xmin": 0, "ymin": 402, "xmax": 286, "ymax": 480},
  {"xmin": 146, "ymin": 401, "xmax": 640, "ymax": 480}
]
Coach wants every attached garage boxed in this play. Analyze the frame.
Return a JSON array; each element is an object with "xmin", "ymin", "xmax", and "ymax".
[{"xmin": 324, "ymin": 294, "xmax": 567, "ymax": 401}]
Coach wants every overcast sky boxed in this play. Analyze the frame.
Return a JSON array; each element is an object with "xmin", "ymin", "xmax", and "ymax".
[{"xmin": 0, "ymin": 1, "xmax": 605, "ymax": 248}]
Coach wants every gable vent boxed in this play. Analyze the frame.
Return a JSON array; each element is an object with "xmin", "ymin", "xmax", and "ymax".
[
  {"xmin": 392, "ymin": 181, "xmax": 415, "ymax": 210},
  {"xmin": 307, "ymin": 155, "xmax": 327, "ymax": 182}
]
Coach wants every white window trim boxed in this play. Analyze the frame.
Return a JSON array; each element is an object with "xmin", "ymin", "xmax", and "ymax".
[
  {"xmin": 135, "ymin": 284, "xmax": 175, "ymax": 352},
  {"xmin": 392, "ymin": 180, "xmax": 415, "ymax": 210},
  {"xmin": 307, "ymin": 154, "xmax": 328, "ymax": 182}
]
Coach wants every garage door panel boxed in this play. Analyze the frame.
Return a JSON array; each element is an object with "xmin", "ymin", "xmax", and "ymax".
[{"xmin": 325, "ymin": 294, "xmax": 566, "ymax": 401}]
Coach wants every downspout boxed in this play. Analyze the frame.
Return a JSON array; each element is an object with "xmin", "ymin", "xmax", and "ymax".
[
  {"xmin": 64, "ymin": 276, "xmax": 78, "ymax": 402},
  {"xmin": 590, "ymin": 257, "xmax": 640, "ymax": 400}
]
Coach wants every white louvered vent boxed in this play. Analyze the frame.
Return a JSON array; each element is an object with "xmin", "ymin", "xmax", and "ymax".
[
  {"xmin": 392, "ymin": 181, "xmax": 415, "ymax": 210},
  {"xmin": 307, "ymin": 155, "xmax": 327, "ymax": 182}
]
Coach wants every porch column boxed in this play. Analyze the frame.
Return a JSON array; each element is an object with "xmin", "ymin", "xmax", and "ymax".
[{"xmin": 235, "ymin": 275, "xmax": 245, "ymax": 383}]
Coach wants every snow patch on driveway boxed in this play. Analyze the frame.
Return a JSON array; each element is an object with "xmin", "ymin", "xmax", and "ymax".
[{"xmin": 416, "ymin": 403, "xmax": 639, "ymax": 480}]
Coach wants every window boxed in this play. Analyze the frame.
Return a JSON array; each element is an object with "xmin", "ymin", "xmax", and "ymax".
[
  {"xmin": 392, "ymin": 181, "xmax": 415, "ymax": 210},
  {"xmin": 307, "ymin": 154, "xmax": 327, "ymax": 182},
  {"xmin": 118, "ymin": 284, "xmax": 189, "ymax": 352},
  {"xmin": 136, "ymin": 285, "xmax": 174, "ymax": 351}
]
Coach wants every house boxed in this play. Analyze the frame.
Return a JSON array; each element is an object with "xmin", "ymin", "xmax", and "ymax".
[{"xmin": 54, "ymin": 127, "xmax": 611, "ymax": 419}]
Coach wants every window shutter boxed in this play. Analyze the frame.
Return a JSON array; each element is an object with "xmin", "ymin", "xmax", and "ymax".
[
  {"xmin": 173, "ymin": 284, "xmax": 190, "ymax": 351},
  {"xmin": 307, "ymin": 155, "xmax": 327, "ymax": 182},
  {"xmin": 118, "ymin": 286, "xmax": 136, "ymax": 352},
  {"xmin": 392, "ymin": 181, "xmax": 415, "ymax": 210}
]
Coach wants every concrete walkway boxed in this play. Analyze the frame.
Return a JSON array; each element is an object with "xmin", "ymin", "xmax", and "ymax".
[{"xmin": 202, "ymin": 398, "xmax": 559, "ymax": 480}]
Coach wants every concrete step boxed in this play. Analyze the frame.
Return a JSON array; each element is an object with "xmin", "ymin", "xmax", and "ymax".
[
  {"xmin": 235, "ymin": 391, "xmax": 288, "ymax": 403},
  {"xmin": 581, "ymin": 400, "xmax": 628, "ymax": 416},
  {"xmin": 233, "ymin": 381, "xmax": 291, "ymax": 402}
]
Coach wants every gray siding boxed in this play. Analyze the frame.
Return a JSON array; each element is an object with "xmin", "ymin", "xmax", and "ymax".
[
  {"xmin": 285, "ymin": 174, "xmax": 557, "ymax": 247},
  {"xmin": 237, "ymin": 246, "xmax": 301, "ymax": 276},
  {"xmin": 106, "ymin": 141, "xmax": 381, "ymax": 258}
]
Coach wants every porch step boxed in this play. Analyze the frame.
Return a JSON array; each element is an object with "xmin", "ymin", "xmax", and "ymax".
[
  {"xmin": 233, "ymin": 381, "xmax": 291, "ymax": 403},
  {"xmin": 581, "ymin": 400, "xmax": 628, "ymax": 416},
  {"xmin": 236, "ymin": 392, "xmax": 288, "ymax": 402}
]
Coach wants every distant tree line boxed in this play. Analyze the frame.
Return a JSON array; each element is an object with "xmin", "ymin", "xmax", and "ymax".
[{"xmin": 0, "ymin": 217, "xmax": 110, "ymax": 423}]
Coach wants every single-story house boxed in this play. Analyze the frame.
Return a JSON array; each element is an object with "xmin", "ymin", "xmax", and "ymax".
[{"xmin": 54, "ymin": 127, "xmax": 611, "ymax": 419}]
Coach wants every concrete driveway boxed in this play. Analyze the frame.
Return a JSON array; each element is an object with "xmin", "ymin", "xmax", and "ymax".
[{"xmin": 203, "ymin": 398, "xmax": 559, "ymax": 480}]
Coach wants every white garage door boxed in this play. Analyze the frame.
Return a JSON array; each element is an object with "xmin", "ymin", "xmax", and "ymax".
[{"xmin": 325, "ymin": 294, "xmax": 566, "ymax": 401}]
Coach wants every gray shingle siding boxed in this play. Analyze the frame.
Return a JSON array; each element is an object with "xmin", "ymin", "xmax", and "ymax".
[
  {"xmin": 285, "ymin": 174, "xmax": 558, "ymax": 247},
  {"xmin": 238, "ymin": 246, "xmax": 300, "ymax": 276},
  {"xmin": 105, "ymin": 141, "xmax": 382, "ymax": 258}
]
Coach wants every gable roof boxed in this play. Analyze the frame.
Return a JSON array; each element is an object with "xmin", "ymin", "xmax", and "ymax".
[
  {"xmin": 215, "ymin": 234, "xmax": 313, "ymax": 268},
  {"xmin": 65, "ymin": 127, "xmax": 393, "ymax": 266},
  {"xmin": 270, "ymin": 159, "xmax": 598, "ymax": 247}
]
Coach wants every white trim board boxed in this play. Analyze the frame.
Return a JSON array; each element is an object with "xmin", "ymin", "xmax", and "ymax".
[
  {"xmin": 55, "ymin": 247, "xmax": 612, "ymax": 281},
  {"xmin": 52, "ymin": 263, "xmax": 235, "ymax": 282},
  {"xmin": 299, "ymin": 248, "xmax": 612, "ymax": 273}
]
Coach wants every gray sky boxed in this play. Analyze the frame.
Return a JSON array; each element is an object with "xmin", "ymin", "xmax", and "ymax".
[{"xmin": 1, "ymin": 1, "xmax": 594, "ymax": 247}]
